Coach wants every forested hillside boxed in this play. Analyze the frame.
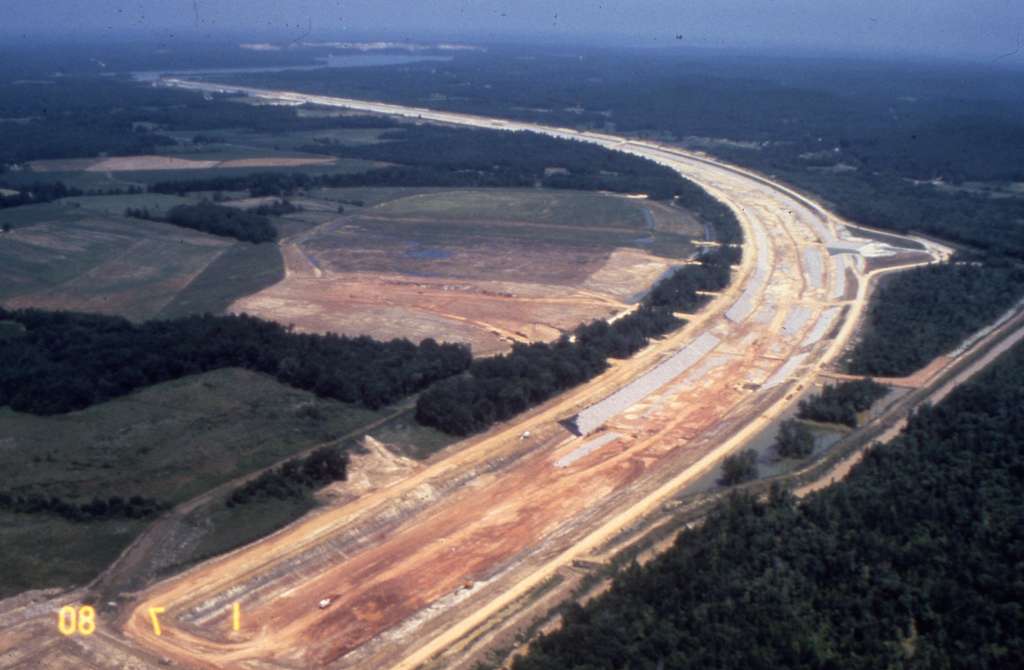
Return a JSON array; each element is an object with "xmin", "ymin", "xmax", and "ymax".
[{"xmin": 513, "ymin": 338, "xmax": 1024, "ymax": 670}]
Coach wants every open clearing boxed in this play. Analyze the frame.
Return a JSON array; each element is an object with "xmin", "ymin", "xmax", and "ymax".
[
  {"xmin": 0, "ymin": 199, "xmax": 284, "ymax": 321},
  {"xmin": 233, "ymin": 188, "xmax": 702, "ymax": 355}
]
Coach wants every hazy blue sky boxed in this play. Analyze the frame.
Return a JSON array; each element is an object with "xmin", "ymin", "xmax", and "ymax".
[{"xmin": 4, "ymin": 0, "xmax": 1023, "ymax": 62}]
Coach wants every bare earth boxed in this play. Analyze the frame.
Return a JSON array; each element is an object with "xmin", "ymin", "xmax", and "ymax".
[
  {"xmin": 232, "ymin": 205, "xmax": 677, "ymax": 356},
  {"xmin": 0, "ymin": 87, "xmax": 949, "ymax": 670}
]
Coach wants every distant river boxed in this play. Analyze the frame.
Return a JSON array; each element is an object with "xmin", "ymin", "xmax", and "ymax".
[{"xmin": 132, "ymin": 54, "xmax": 451, "ymax": 82}]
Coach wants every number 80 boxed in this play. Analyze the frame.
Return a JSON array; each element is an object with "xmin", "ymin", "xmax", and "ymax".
[{"xmin": 57, "ymin": 605, "xmax": 96, "ymax": 636}]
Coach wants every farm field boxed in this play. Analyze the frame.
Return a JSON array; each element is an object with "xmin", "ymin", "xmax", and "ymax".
[
  {"xmin": 0, "ymin": 367, "xmax": 450, "ymax": 598},
  {"xmin": 234, "ymin": 188, "xmax": 703, "ymax": 355},
  {"xmin": 0, "ymin": 199, "xmax": 284, "ymax": 321}
]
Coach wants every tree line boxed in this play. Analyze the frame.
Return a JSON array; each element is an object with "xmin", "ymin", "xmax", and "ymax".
[
  {"xmin": 126, "ymin": 201, "xmax": 278, "ymax": 243},
  {"xmin": 249, "ymin": 198, "xmax": 301, "ymax": 216},
  {"xmin": 0, "ymin": 308, "xmax": 471, "ymax": 415},
  {"xmin": 796, "ymin": 378, "xmax": 889, "ymax": 427},
  {"xmin": 0, "ymin": 492, "xmax": 166, "ymax": 522},
  {"xmin": 513, "ymin": 337, "xmax": 1024, "ymax": 670},
  {"xmin": 0, "ymin": 181, "xmax": 84, "ymax": 210},
  {"xmin": 227, "ymin": 446, "xmax": 348, "ymax": 507},
  {"xmin": 306, "ymin": 124, "xmax": 693, "ymax": 200},
  {"xmin": 415, "ymin": 210, "xmax": 741, "ymax": 436}
]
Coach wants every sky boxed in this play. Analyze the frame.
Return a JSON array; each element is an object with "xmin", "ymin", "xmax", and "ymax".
[{"xmin": 3, "ymin": 0, "xmax": 1023, "ymax": 63}]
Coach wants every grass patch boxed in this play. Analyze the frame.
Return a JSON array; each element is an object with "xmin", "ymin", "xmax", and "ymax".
[
  {"xmin": 0, "ymin": 211, "xmax": 234, "ymax": 318},
  {"xmin": 183, "ymin": 495, "xmax": 316, "ymax": 570},
  {"xmin": 0, "ymin": 368, "xmax": 383, "ymax": 503},
  {"xmin": 63, "ymin": 192, "xmax": 198, "ymax": 217},
  {"xmin": 157, "ymin": 241, "xmax": 284, "ymax": 318},
  {"xmin": 0, "ymin": 200, "xmax": 87, "ymax": 229},
  {"xmin": 370, "ymin": 188, "xmax": 648, "ymax": 229},
  {"xmin": 367, "ymin": 412, "xmax": 456, "ymax": 460},
  {"xmin": 311, "ymin": 186, "xmax": 474, "ymax": 207},
  {"xmin": 0, "ymin": 511, "xmax": 147, "ymax": 599},
  {"xmin": 117, "ymin": 158, "xmax": 382, "ymax": 186}
]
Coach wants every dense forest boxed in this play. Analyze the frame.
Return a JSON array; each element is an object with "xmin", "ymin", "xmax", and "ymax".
[
  {"xmin": 846, "ymin": 262, "xmax": 1024, "ymax": 376},
  {"xmin": 0, "ymin": 309, "xmax": 471, "ymax": 415},
  {"xmin": 796, "ymin": 378, "xmax": 889, "ymax": 427},
  {"xmin": 416, "ymin": 199, "xmax": 741, "ymax": 436},
  {"xmin": 305, "ymin": 124, "xmax": 693, "ymax": 199},
  {"xmin": 0, "ymin": 74, "xmax": 398, "ymax": 168},
  {"xmin": 227, "ymin": 446, "xmax": 348, "ymax": 507},
  {"xmin": 513, "ymin": 338, "xmax": 1024, "ymax": 670},
  {"xmin": 149, "ymin": 137, "xmax": 693, "ymax": 202},
  {"xmin": 126, "ymin": 201, "xmax": 278, "ymax": 243},
  {"xmin": 0, "ymin": 181, "xmax": 85, "ymax": 209}
]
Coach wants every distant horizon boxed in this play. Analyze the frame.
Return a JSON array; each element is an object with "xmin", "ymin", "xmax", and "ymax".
[
  {"xmin": 2, "ymin": 0, "xmax": 1022, "ymax": 68},
  {"xmin": 2, "ymin": 30, "xmax": 1022, "ymax": 73}
]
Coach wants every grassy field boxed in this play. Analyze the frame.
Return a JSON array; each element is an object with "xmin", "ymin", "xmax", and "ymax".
[
  {"xmin": 84, "ymin": 158, "xmax": 383, "ymax": 187},
  {"xmin": 367, "ymin": 412, "xmax": 457, "ymax": 460},
  {"xmin": 201, "ymin": 127, "xmax": 394, "ymax": 152},
  {"xmin": 0, "ymin": 197, "xmax": 287, "ymax": 321},
  {"xmin": 0, "ymin": 200, "xmax": 88, "ymax": 229},
  {"xmin": 0, "ymin": 206, "xmax": 234, "ymax": 319},
  {"xmin": 370, "ymin": 188, "xmax": 649, "ymax": 228},
  {"xmin": 331, "ymin": 188, "xmax": 701, "ymax": 256},
  {"xmin": 301, "ymin": 188, "xmax": 701, "ymax": 280},
  {"xmin": 62, "ymin": 192, "xmax": 197, "ymax": 217},
  {"xmin": 0, "ymin": 510, "xmax": 149, "ymax": 598},
  {"xmin": 0, "ymin": 169, "xmax": 143, "ymax": 191},
  {"xmin": 0, "ymin": 368, "xmax": 386, "ymax": 503},
  {"xmin": 312, "ymin": 186, "xmax": 469, "ymax": 207},
  {"xmin": 157, "ymin": 241, "xmax": 284, "ymax": 318},
  {"xmin": 0, "ymin": 368, "xmax": 451, "ymax": 596}
]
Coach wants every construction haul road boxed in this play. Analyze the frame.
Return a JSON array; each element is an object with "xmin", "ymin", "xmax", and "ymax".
[{"xmin": 0, "ymin": 82, "xmax": 945, "ymax": 670}]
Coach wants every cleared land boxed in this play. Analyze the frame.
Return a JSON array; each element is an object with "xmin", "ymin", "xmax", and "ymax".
[
  {"xmin": 115, "ymin": 138, "xmax": 931, "ymax": 669},
  {"xmin": 0, "ymin": 83, "xmax": 922, "ymax": 670},
  {"xmin": 233, "ymin": 188, "xmax": 701, "ymax": 355},
  {"xmin": 0, "ymin": 87, "xmax": 943, "ymax": 670},
  {"xmin": 0, "ymin": 197, "xmax": 284, "ymax": 321}
]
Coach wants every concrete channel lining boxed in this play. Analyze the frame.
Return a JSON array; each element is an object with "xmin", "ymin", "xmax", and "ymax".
[{"xmin": 569, "ymin": 332, "xmax": 721, "ymax": 436}]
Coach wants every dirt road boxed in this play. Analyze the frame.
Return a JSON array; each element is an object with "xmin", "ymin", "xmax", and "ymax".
[{"xmin": 0, "ymin": 84, "xmax": 942, "ymax": 670}]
